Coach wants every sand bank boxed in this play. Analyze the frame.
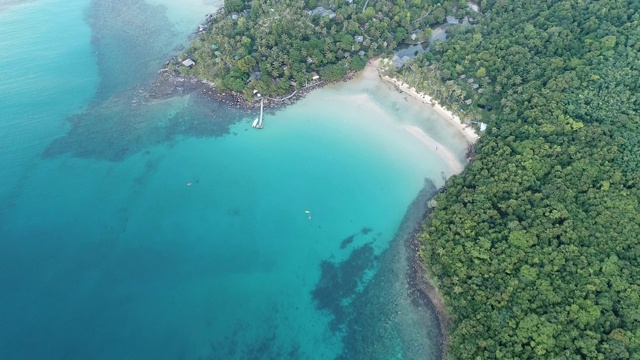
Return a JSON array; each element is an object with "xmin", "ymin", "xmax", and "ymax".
[{"xmin": 404, "ymin": 125, "xmax": 464, "ymax": 175}]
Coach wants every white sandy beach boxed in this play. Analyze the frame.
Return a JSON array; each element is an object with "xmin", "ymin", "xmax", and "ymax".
[
  {"xmin": 367, "ymin": 60, "xmax": 479, "ymax": 144},
  {"xmin": 345, "ymin": 59, "xmax": 476, "ymax": 176}
]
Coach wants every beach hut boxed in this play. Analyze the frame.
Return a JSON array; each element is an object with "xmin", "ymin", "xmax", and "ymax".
[
  {"xmin": 311, "ymin": 72, "xmax": 320, "ymax": 81},
  {"xmin": 464, "ymin": 99, "xmax": 473, "ymax": 105},
  {"xmin": 181, "ymin": 59, "xmax": 195, "ymax": 68},
  {"xmin": 354, "ymin": 35, "xmax": 364, "ymax": 43},
  {"xmin": 310, "ymin": 7, "xmax": 336, "ymax": 19}
]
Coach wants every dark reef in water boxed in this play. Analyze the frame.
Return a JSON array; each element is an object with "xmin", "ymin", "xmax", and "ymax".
[
  {"xmin": 312, "ymin": 179, "xmax": 445, "ymax": 360},
  {"xmin": 360, "ymin": 227, "xmax": 373, "ymax": 235},
  {"xmin": 339, "ymin": 233, "xmax": 357, "ymax": 249},
  {"xmin": 42, "ymin": 85, "xmax": 247, "ymax": 161},
  {"xmin": 42, "ymin": 0, "xmax": 250, "ymax": 162},
  {"xmin": 86, "ymin": 0, "xmax": 178, "ymax": 100},
  {"xmin": 207, "ymin": 315, "xmax": 306, "ymax": 360},
  {"xmin": 312, "ymin": 243, "xmax": 377, "ymax": 332}
]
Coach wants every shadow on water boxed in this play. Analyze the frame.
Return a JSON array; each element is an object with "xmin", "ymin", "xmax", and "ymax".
[
  {"xmin": 43, "ymin": 0, "xmax": 248, "ymax": 162},
  {"xmin": 313, "ymin": 179, "xmax": 444, "ymax": 360}
]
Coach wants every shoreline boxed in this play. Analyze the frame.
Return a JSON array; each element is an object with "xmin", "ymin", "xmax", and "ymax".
[
  {"xmin": 406, "ymin": 204, "xmax": 450, "ymax": 360},
  {"xmin": 371, "ymin": 61, "xmax": 479, "ymax": 145},
  {"xmin": 153, "ymin": 58, "xmax": 480, "ymax": 150},
  {"xmin": 351, "ymin": 59, "xmax": 460, "ymax": 359}
]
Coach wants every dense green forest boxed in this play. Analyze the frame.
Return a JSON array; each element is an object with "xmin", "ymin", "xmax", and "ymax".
[
  {"xmin": 408, "ymin": 0, "xmax": 640, "ymax": 358},
  {"xmin": 178, "ymin": 0, "xmax": 472, "ymax": 101}
]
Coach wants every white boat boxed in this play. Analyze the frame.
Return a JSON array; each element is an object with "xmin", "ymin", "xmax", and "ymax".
[{"xmin": 252, "ymin": 118, "xmax": 259, "ymax": 128}]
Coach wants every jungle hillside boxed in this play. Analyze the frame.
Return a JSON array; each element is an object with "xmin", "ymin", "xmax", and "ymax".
[
  {"xmin": 409, "ymin": 0, "xmax": 640, "ymax": 358},
  {"xmin": 178, "ymin": 0, "xmax": 472, "ymax": 101}
]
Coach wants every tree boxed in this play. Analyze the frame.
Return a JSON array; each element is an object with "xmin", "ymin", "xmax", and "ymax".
[{"xmin": 224, "ymin": 0, "xmax": 244, "ymax": 13}]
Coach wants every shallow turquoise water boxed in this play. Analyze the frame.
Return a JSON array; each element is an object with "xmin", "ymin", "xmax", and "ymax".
[{"xmin": 0, "ymin": 1, "xmax": 467, "ymax": 358}]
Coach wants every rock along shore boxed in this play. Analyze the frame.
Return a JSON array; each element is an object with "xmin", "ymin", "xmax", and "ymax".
[{"xmin": 149, "ymin": 61, "xmax": 357, "ymax": 113}]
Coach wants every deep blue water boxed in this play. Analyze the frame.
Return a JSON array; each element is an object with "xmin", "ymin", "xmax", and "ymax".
[{"xmin": 0, "ymin": 1, "xmax": 468, "ymax": 358}]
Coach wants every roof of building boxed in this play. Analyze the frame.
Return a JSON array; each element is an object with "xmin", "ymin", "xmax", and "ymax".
[
  {"xmin": 181, "ymin": 59, "xmax": 195, "ymax": 67},
  {"xmin": 310, "ymin": 7, "xmax": 336, "ymax": 19}
]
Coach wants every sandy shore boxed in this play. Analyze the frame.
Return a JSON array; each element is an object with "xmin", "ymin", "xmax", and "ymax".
[
  {"xmin": 368, "ymin": 60, "xmax": 479, "ymax": 144},
  {"xmin": 337, "ymin": 90, "xmax": 466, "ymax": 177}
]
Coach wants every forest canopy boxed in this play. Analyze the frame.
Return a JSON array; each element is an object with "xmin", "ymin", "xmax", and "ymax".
[
  {"xmin": 179, "ymin": 0, "xmax": 469, "ymax": 100},
  {"xmin": 411, "ymin": 0, "xmax": 640, "ymax": 358}
]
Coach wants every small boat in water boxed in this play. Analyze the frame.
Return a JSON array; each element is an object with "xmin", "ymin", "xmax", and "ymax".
[{"xmin": 252, "ymin": 118, "xmax": 259, "ymax": 128}]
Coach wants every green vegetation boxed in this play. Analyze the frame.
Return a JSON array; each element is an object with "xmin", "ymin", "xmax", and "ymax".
[
  {"xmin": 407, "ymin": 0, "xmax": 640, "ymax": 358},
  {"xmin": 180, "ymin": 0, "xmax": 472, "ymax": 99}
]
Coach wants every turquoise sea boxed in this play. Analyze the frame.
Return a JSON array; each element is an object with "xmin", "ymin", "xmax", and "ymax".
[{"xmin": 0, "ymin": 1, "xmax": 469, "ymax": 359}]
